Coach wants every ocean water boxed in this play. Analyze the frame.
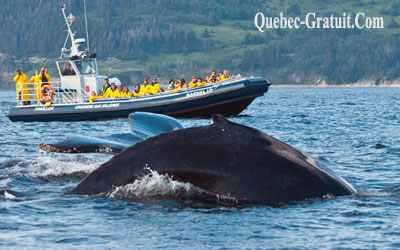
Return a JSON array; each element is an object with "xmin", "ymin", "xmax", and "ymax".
[{"xmin": 0, "ymin": 87, "xmax": 399, "ymax": 249}]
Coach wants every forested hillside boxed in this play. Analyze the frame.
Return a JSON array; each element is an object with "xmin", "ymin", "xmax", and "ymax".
[{"xmin": 1, "ymin": 0, "xmax": 400, "ymax": 88}]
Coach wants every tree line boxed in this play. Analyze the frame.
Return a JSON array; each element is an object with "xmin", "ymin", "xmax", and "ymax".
[{"xmin": 1, "ymin": 0, "xmax": 400, "ymax": 86}]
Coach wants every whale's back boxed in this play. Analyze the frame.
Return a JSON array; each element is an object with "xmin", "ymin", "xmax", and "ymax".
[{"xmin": 69, "ymin": 115, "xmax": 356, "ymax": 204}]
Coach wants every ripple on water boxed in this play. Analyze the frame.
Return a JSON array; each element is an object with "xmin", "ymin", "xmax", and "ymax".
[{"xmin": 0, "ymin": 88, "xmax": 399, "ymax": 248}]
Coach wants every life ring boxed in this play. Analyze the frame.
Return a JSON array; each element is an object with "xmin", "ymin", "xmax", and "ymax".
[{"xmin": 41, "ymin": 85, "xmax": 54, "ymax": 103}]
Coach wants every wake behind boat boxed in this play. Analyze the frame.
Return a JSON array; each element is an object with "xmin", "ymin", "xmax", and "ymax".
[{"xmin": 7, "ymin": 4, "xmax": 270, "ymax": 122}]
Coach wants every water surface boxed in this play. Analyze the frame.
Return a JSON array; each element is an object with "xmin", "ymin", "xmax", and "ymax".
[{"xmin": 0, "ymin": 88, "xmax": 399, "ymax": 249}]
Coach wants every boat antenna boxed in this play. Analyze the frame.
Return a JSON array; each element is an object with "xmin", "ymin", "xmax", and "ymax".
[
  {"xmin": 84, "ymin": 0, "xmax": 90, "ymax": 52},
  {"xmin": 61, "ymin": 4, "xmax": 78, "ymax": 57}
]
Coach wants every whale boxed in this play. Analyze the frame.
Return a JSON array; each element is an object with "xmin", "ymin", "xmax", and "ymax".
[
  {"xmin": 59, "ymin": 113, "xmax": 357, "ymax": 205},
  {"xmin": 39, "ymin": 112, "xmax": 184, "ymax": 154}
]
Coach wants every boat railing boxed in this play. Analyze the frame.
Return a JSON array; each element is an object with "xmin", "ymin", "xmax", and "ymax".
[
  {"xmin": 14, "ymin": 75, "xmax": 245, "ymax": 106},
  {"xmin": 15, "ymin": 81, "xmax": 89, "ymax": 106}
]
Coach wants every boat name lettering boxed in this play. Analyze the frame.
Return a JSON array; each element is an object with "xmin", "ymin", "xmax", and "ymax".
[
  {"xmin": 34, "ymin": 107, "xmax": 55, "ymax": 111},
  {"xmin": 75, "ymin": 103, "xmax": 120, "ymax": 109},
  {"xmin": 186, "ymin": 88, "xmax": 212, "ymax": 98}
]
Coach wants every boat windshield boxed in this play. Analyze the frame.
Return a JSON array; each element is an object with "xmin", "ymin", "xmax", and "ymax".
[{"xmin": 75, "ymin": 59, "xmax": 96, "ymax": 75}]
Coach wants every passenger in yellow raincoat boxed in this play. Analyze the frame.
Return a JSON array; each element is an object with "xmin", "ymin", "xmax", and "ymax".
[
  {"xmin": 38, "ymin": 68, "xmax": 51, "ymax": 87},
  {"xmin": 13, "ymin": 69, "xmax": 30, "ymax": 105},
  {"xmin": 218, "ymin": 71, "xmax": 225, "ymax": 81},
  {"xmin": 149, "ymin": 77, "xmax": 160, "ymax": 94},
  {"xmin": 36, "ymin": 68, "xmax": 52, "ymax": 102},
  {"xmin": 121, "ymin": 87, "xmax": 131, "ymax": 97},
  {"xmin": 113, "ymin": 85, "xmax": 122, "ymax": 98},
  {"xmin": 44, "ymin": 67, "xmax": 51, "ymax": 84},
  {"xmin": 168, "ymin": 79, "xmax": 176, "ymax": 91},
  {"xmin": 139, "ymin": 78, "xmax": 151, "ymax": 96},
  {"xmin": 223, "ymin": 70, "xmax": 231, "ymax": 79},
  {"xmin": 174, "ymin": 79, "xmax": 187, "ymax": 91},
  {"xmin": 196, "ymin": 78, "xmax": 207, "ymax": 87},
  {"xmin": 89, "ymin": 91, "xmax": 98, "ymax": 103},
  {"xmin": 209, "ymin": 70, "xmax": 219, "ymax": 84},
  {"xmin": 188, "ymin": 76, "xmax": 197, "ymax": 88},
  {"xmin": 173, "ymin": 80, "xmax": 182, "ymax": 91},
  {"xmin": 27, "ymin": 69, "xmax": 41, "ymax": 102},
  {"xmin": 104, "ymin": 83, "xmax": 118, "ymax": 98},
  {"xmin": 132, "ymin": 85, "xmax": 141, "ymax": 97},
  {"xmin": 97, "ymin": 90, "xmax": 104, "ymax": 99}
]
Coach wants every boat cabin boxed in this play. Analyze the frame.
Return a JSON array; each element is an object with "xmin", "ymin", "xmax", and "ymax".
[{"xmin": 56, "ymin": 55, "xmax": 106, "ymax": 101}]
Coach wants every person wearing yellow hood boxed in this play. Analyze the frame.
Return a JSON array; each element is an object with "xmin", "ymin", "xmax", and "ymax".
[
  {"xmin": 27, "ymin": 69, "xmax": 41, "ymax": 102},
  {"xmin": 13, "ymin": 69, "xmax": 30, "ymax": 105}
]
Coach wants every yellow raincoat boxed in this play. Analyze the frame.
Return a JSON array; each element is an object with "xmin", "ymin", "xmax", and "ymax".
[
  {"xmin": 196, "ymin": 81, "xmax": 205, "ymax": 87},
  {"xmin": 38, "ymin": 73, "xmax": 51, "ymax": 86},
  {"xmin": 150, "ymin": 83, "xmax": 160, "ymax": 94},
  {"xmin": 139, "ymin": 84, "xmax": 150, "ymax": 95},
  {"xmin": 89, "ymin": 95, "xmax": 98, "ymax": 103},
  {"xmin": 189, "ymin": 81, "xmax": 197, "ymax": 88},
  {"xmin": 13, "ymin": 73, "xmax": 29, "ymax": 101},
  {"xmin": 27, "ymin": 74, "xmax": 41, "ymax": 101},
  {"xmin": 104, "ymin": 88, "xmax": 118, "ymax": 98},
  {"xmin": 114, "ymin": 90, "xmax": 124, "ymax": 98},
  {"xmin": 132, "ymin": 91, "xmax": 140, "ymax": 97}
]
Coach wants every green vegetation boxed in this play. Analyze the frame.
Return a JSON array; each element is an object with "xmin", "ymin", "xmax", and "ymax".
[{"xmin": 1, "ymin": 0, "xmax": 400, "ymax": 88}]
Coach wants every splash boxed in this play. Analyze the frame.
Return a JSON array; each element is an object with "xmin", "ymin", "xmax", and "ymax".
[
  {"xmin": 0, "ymin": 190, "xmax": 16, "ymax": 199},
  {"xmin": 107, "ymin": 168, "xmax": 238, "ymax": 205},
  {"xmin": 108, "ymin": 168, "xmax": 194, "ymax": 199},
  {"xmin": 356, "ymin": 190, "xmax": 398, "ymax": 198},
  {"xmin": 28, "ymin": 155, "xmax": 101, "ymax": 179}
]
